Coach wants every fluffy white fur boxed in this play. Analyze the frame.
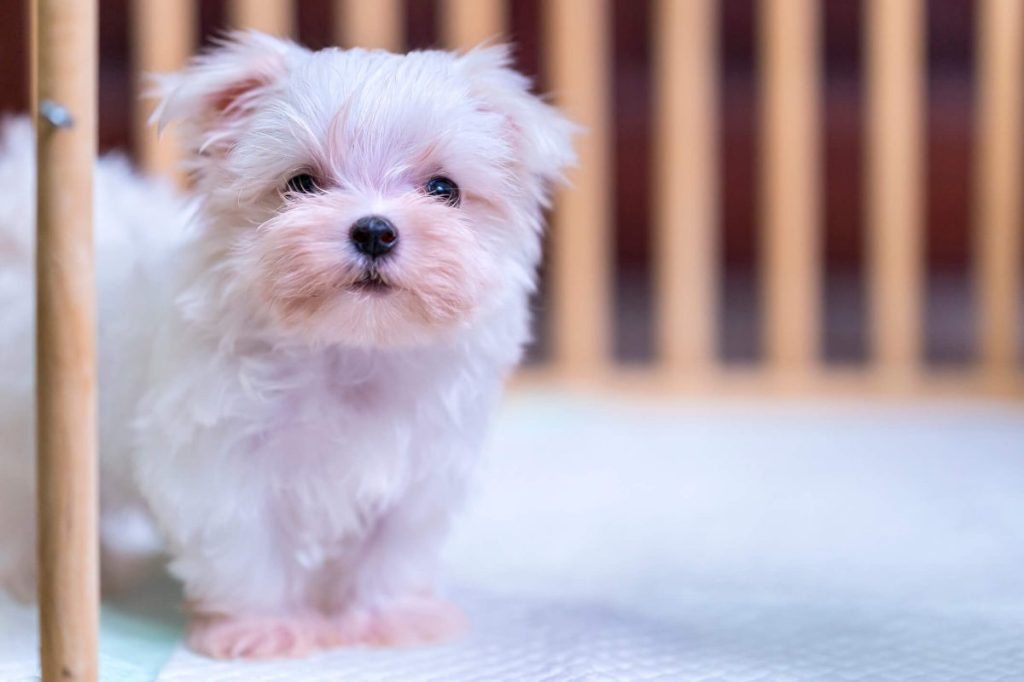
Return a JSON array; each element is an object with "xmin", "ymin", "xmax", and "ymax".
[{"xmin": 0, "ymin": 32, "xmax": 573, "ymax": 659}]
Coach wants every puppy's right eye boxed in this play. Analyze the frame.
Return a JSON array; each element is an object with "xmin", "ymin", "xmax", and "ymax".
[{"xmin": 284, "ymin": 173, "xmax": 321, "ymax": 195}]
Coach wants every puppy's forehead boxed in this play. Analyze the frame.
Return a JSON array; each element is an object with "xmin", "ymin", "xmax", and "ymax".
[
  {"xmin": 300, "ymin": 48, "xmax": 465, "ymax": 107},
  {"xmin": 287, "ymin": 49, "xmax": 500, "ymax": 163},
  {"xmin": 229, "ymin": 48, "xmax": 513, "ymax": 192}
]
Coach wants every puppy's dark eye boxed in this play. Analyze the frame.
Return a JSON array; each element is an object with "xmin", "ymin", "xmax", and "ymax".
[
  {"xmin": 424, "ymin": 176, "xmax": 460, "ymax": 206},
  {"xmin": 285, "ymin": 173, "xmax": 321, "ymax": 195}
]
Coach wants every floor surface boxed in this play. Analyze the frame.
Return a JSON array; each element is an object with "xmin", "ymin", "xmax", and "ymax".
[{"xmin": 2, "ymin": 391, "xmax": 1023, "ymax": 680}]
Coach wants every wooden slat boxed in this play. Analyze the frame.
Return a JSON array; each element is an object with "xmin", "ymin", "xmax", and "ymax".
[
  {"xmin": 336, "ymin": 0, "xmax": 402, "ymax": 51},
  {"xmin": 228, "ymin": 0, "xmax": 294, "ymax": 37},
  {"xmin": 760, "ymin": 0, "xmax": 821, "ymax": 371},
  {"xmin": 443, "ymin": 0, "xmax": 504, "ymax": 50},
  {"xmin": 131, "ymin": 0, "xmax": 195, "ymax": 183},
  {"xmin": 866, "ymin": 0, "xmax": 924, "ymax": 379},
  {"xmin": 975, "ymin": 0, "xmax": 1022, "ymax": 377},
  {"xmin": 546, "ymin": 0, "xmax": 611, "ymax": 377},
  {"xmin": 654, "ymin": 0, "xmax": 717, "ymax": 374},
  {"xmin": 35, "ymin": 0, "xmax": 99, "ymax": 679},
  {"xmin": 28, "ymin": 0, "xmax": 38, "ymax": 121}
]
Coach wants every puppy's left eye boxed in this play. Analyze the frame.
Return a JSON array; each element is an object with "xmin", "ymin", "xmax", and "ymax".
[
  {"xmin": 284, "ymin": 173, "xmax": 321, "ymax": 195},
  {"xmin": 424, "ymin": 176, "xmax": 461, "ymax": 206}
]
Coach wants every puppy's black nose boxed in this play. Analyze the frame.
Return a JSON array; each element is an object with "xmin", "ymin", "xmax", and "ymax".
[{"xmin": 350, "ymin": 215, "xmax": 398, "ymax": 258}]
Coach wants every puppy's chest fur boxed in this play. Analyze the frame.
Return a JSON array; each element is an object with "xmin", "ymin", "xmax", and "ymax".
[
  {"xmin": 136, "ymin": 341, "xmax": 460, "ymax": 562},
  {"xmin": 250, "ymin": 353, "xmax": 418, "ymax": 558}
]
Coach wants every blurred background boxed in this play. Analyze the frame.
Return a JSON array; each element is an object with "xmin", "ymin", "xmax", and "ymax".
[
  {"xmin": 3, "ymin": 3, "xmax": 1024, "ymax": 678},
  {"xmin": 1, "ymin": 0, "xmax": 1020, "ymax": 390}
]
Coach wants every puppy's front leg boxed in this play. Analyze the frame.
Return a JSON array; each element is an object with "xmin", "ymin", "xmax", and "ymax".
[
  {"xmin": 171, "ymin": 509, "xmax": 331, "ymax": 659},
  {"xmin": 326, "ymin": 474, "xmax": 468, "ymax": 647}
]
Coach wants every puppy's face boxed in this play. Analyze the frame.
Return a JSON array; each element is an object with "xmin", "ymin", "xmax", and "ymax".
[{"xmin": 157, "ymin": 32, "xmax": 574, "ymax": 347}]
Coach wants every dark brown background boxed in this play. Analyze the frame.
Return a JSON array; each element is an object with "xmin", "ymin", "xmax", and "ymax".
[{"xmin": 0, "ymin": 1, "xmax": 1001, "ymax": 365}]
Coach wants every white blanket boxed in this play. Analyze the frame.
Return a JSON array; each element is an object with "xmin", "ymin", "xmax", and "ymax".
[{"xmin": 3, "ymin": 392, "xmax": 1023, "ymax": 680}]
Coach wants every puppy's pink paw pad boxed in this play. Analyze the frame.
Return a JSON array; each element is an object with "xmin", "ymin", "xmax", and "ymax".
[
  {"xmin": 333, "ymin": 597, "xmax": 466, "ymax": 648},
  {"xmin": 187, "ymin": 615, "xmax": 329, "ymax": 659}
]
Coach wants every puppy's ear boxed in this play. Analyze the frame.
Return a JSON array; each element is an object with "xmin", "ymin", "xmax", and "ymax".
[
  {"xmin": 459, "ymin": 45, "xmax": 577, "ymax": 189},
  {"xmin": 151, "ymin": 30, "xmax": 301, "ymax": 155}
]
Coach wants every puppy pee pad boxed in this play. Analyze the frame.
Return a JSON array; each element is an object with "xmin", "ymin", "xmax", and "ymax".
[{"xmin": 2, "ymin": 392, "xmax": 1023, "ymax": 680}]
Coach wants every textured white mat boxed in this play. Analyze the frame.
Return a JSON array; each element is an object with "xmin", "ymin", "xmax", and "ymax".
[
  {"xmin": 3, "ymin": 392, "xmax": 1024, "ymax": 680},
  {"xmin": 158, "ymin": 591, "xmax": 1024, "ymax": 681}
]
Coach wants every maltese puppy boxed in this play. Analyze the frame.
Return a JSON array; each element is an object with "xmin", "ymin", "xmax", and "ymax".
[{"xmin": 0, "ymin": 31, "xmax": 573, "ymax": 659}]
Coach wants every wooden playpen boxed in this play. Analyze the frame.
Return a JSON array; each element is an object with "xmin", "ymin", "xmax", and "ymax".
[{"xmin": 29, "ymin": 0, "xmax": 1022, "ymax": 679}]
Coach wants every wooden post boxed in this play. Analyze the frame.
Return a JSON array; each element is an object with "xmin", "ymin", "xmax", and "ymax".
[
  {"xmin": 760, "ymin": 0, "xmax": 821, "ymax": 374},
  {"xmin": 443, "ymin": 0, "xmax": 504, "ymax": 50},
  {"xmin": 131, "ymin": 0, "xmax": 195, "ymax": 183},
  {"xmin": 34, "ymin": 0, "xmax": 99, "ymax": 680},
  {"xmin": 866, "ymin": 0, "xmax": 924, "ymax": 380},
  {"xmin": 975, "ymin": 0, "xmax": 1022, "ymax": 381},
  {"xmin": 654, "ymin": 0, "xmax": 717, "ymax": 376},
  {"xmin": 336, "ymin": 0, "xmax": 402, "ymax": 51},
  {"xmin": 546, "ymin": 0, "xmax": 612, "ymax": 378},
  {"xmin": 228, "ymin": 0, "xmax": 294, "ymax": 37}
]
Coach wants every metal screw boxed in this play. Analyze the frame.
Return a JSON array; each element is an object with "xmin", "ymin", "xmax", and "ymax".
[{"xmin": 39, "ymin": 100, "xmax": 74, "ymax": 129}]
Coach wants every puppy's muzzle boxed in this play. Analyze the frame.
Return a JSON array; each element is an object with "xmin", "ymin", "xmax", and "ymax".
[{"xmin": 350, "ymin": 215, "xmax": 398, "ymax": 259}]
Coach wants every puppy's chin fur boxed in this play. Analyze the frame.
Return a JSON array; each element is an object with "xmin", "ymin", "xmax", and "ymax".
[{"xmin": 0, "ymin": 32, "xmax": 574, "ymax": 660}]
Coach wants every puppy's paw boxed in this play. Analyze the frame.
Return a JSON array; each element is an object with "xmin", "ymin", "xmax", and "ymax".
[
  {"xmin": 187, "ymin": 613, "xmax": 332, "ymax": 659},
  {"xmin": 330, "ymin": 596, "xmax": 466, "ymax": 648}
]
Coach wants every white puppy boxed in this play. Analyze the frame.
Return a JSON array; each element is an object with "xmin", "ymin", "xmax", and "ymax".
[{"xmin": 0, "ymin": 32, "xmax": 573, "ymax": 659}]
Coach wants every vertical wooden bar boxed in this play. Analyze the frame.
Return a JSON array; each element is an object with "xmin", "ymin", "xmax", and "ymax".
[
  {"xmin": 443, "ymin": 0, "xmax": 504, "ymax": 50},
  {"xmin": 654, "ymin": 0, "xmax": 717, "ymax": 375},
  {"xmin": 866, "ymin": 0, "xmax": 924, "ymax": 379},
  {"xmin": 760, "ymin": 0, "xmax": 821, "ymax": 372},
  {"xmin": 131, "ymin": 0, "xmax": 195, "ymax": 183},
  {"xmin": 29, "ymin": 0, "xmax": 38, "ymax": 121},
  {"xmin": 228, "ymin": 0, "xmax": 294, "ymax": 37},
  {"xmin": 35, "ymin": 0, "xmax": 99, "ymax": 679},
  {"xmin": 336, "ymin": 0, "xmax": 403, "ymax": 51},
  {"xmin": 975, "ymin": 0, "xmax": 1022, "ymax": 378},
  {"xmin": 546, "ymin": 0, "xmax": 611, "ymax": 377}
]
